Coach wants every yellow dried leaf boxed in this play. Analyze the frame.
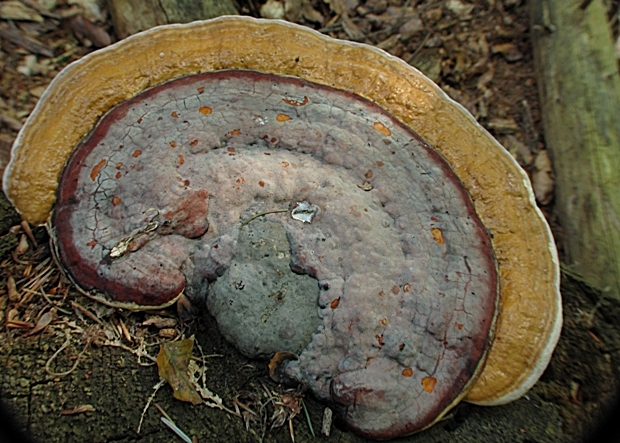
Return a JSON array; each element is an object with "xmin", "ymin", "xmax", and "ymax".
[{"xmin": 157, "ymin": 337, "xmax": 202, "ymax": 405}]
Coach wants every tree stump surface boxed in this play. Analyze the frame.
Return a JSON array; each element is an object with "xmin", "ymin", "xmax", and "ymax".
[
  {"xmin": 107, "ymin": 0, "xmax": 238, "ymax": 38},
  {"xmin": 530, "ymin": 0, "xmax": 620, "ymax": 299}
]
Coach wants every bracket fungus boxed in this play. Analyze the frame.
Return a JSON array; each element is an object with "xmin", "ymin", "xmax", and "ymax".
[{"xmin": 3, "ymin": 17, "xmax": 561, "ymax": 439}]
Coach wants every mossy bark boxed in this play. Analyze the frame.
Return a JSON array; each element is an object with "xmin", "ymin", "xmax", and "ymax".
[
  {"xmin": 530, "ymin": 0, "xmax": 620, "ymax": 298},
  {"xmin": 106, "ymin": 0, "xmax": 238, "ymax": 38}
]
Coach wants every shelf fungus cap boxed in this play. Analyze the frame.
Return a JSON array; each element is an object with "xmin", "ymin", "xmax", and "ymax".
[{"xmin": 2, "ymin": 16, "xmax": 561, "ymax": 434}]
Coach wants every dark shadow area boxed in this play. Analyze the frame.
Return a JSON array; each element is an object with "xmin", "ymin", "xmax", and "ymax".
[{"xmin": 0, "ymin": 402, "xmax": 35, "ymax": 443}]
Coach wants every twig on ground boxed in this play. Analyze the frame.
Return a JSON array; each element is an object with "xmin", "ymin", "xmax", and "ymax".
[
  {"xmin": 45, "ymin": 329, "xmax": 91, "ymax": 377},
  {"xmin": 137, "ymin": 378, "xmax": 166, "ymax": 433}
]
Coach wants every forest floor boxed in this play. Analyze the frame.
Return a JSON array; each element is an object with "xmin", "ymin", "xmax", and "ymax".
[{"xmin": 1, "ymin": 0, "xmax": 620, "ymax": 442}]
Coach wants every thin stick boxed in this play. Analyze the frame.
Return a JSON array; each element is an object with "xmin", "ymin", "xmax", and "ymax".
[
  {"xmin": 45, "ymin": 330, "xmax": 90, "ymax": 377},
  {"xmin": 240, "ymin": 209, "xmax": 288, "ymax": 227},
  {"xmin": 71, "ymin": 301, "xmax": 104, "ymax": 326},
  {"xmin": 301, "ymin": 400, "xmax": 315, "ymax": 438},
  {"xmin": 137, "ymin": 379, "xmax": 165, "ymax": 433}
]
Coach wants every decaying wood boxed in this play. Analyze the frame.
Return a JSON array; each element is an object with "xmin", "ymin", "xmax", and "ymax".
[
  {"xmin": 530, "ymin": 0, "xmax": 620, "ymax": 299},
  {"xmin": 107, "ymin": 0, "xmax": 238, "ymax": 38}
]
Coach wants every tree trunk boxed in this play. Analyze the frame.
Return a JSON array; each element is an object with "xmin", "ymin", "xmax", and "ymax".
[
  {"xmin": 107, "ymin": 0, "xmax": 238, "ymax": 39},
  {"xmin": 530, "ymin": 0, "xmax": 620, "ymax": 299}
]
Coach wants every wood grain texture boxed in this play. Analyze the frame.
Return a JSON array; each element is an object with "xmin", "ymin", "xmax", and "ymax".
[
  {"xmin": 530, "ymin": 0, "xmax": 620, "ymax": 299},
  {"xmin": 107, "ymin": 0, "xmax": 238, "ymax": 38}
]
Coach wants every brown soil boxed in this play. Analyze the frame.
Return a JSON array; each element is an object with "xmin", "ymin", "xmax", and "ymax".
[{"xmin": 1, "ymin": 0, "xmax": 619, "ymax": 442}]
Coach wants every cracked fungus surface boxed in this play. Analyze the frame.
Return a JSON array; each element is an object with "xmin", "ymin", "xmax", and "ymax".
[{"xmin": 52, "ymin": 70, "xmax": 498, "ymax": 438}]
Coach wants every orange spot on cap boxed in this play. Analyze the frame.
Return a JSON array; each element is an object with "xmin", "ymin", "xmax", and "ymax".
[
  {"xmin": 376, "ymin": 334, "xmax": 385, "ymax": 346},
  {"xmin": 455, "ymin": 322, "xmax": 464, "ymax": 330},
  {"xmin": 132, "ymin": 150, "xmax": 142, "ymax": 158},
  {"xmin": 236, "ymin": 177, "xmax": 245, "ymax": 184},
  {"xmin": 169, "ymin": 141, "xmax": 176, "ymax": 148},
  {"xmin": 403, "ymin": 283, "xmax": 412, "ymax": 292},
  {"xmin": 258, "ymin": 180, "xmax": 265, "ymax": 188},
  {"xmin": 197, "ymin": 87, "xmax": 205, "ymax": 93},
  {"xmin": 402, "ymin": 368, "xmax": 413, "ymax": 377},
  {"xmin": 330, "ymin": 298, "xmax": 340, "ymax": 309},
  {"xmin": 178, "ymin": 155, "xmax": 184, "ymax": 165},
  {"xmin": 276, "ymin": 113, "xmax": 292, "ymax": 122},
  {"xmin": 373, "ymin": 121, "xmax": 391, "ymax": 136},
  {"xmin": 282, "ymin": 161, "xmax": 289, "ymax": 167},
  {"xmin": 422, "ymin": 376, "xmax": 437, "ymax": 393},
  {"xmin": 190, "ymin": 139, "xmax": 198, "ymax": 147},
  {"xmin": 199, "ymin": 106, "xmax": 212, "ymax": 116},
  {"xmin": 171, "ymin": 111, "xmax": 179, "ymax": 118},
  {"xmin": 391, "ymin": 285, "xmax": 399, "ymax": 295},
  {"xmin": 115, "ymin": 162, "xmax": 123, "ymax": 169},
  {"xmin": 137, "ymin": 117, "xmax": 143, "ymax": 124},
  {"xmin": 379, "ymin": 318, "xmax": 388, "ymax": 326},
  {"xmin": 115, "ymin": 172, "xmax": 121, "ymax": 179},
  {"xmin": 228, "ymin": 129, "xmax": 241, "ymax": 136},
  {"xmin": 111, "ymin": 197, "xmax": 121, "ymax": 206},
  {"xmin": 90, "ymin": 159, "xmax": 107, "ymax": 181},
  {"xmin": 431, "ymin": 227, "xmax": 445, "ymax": 245},
  {"xmin": 86, "ymin": 239, "xmax": 97, "ymax": 249}
]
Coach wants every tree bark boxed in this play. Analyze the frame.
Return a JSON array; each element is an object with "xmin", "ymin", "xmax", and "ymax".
[
  {"xmin": 530, "ymin": 0, "xmax": 620, "ymax": 298},
  {"xmin": 107, "ymin": 0, "xmax": 238, "ymax": 39}
]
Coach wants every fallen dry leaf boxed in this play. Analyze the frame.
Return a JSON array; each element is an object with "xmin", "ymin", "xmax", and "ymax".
[
  {"xmin": 68, "ymin": 15, "xmax": 111, "ymax": 48},
  {"xmin": 157, "ymin": 337, "xmax": 202, "ymax": 405},
  {"xmin": 486, "ymin": 117, "xmax": 520, "ymax": 134},
  {"xmin": 259, "ymin": 0, "xmax": 285, "ymax": 19},
  {"xmin": 25, "ymin": 308, "xmax": 55, "ymax": 336},
  {"xmin": 16, "ymin": 234, "xmax": 29, "ymax": 255},
  {"xmin": 68, "ymin": 0, "xmax": 106, "ymax": 22},
  {"xmin": 60, "ymin": 404, "xmax": 96, "ymax": 415},
  {"xmin": 7, "ymin": 275, "xmax": 20, "ymax": 302},
  {"xmin": 158, "ymin": 328, "xmax": 177, "ymax": 339},
  {"xmin": 142, "ymin": 316, "xmax": 177, "ymax": 329},
  {"xmin": 0, "ymin": 26, "xmax": 54, "ymax": 57},
  {"xmin": 0, "ymin": 1, "xmax": 44, "ymax": 22},
  {"xmin": 301, "ymin": 0, "xmax": 324, "ymax": 24},
  {"xmin": 0, "ymin": 113, "xmax": 23, "ymax": 131},
  {"xmin": 341, "ymin": 13, "xmax": 366, "ymax": 41},
  {"xmin": 491, "ymin": 42, "xmax": 523, "ymax": 62},
  {"xmin": 532, "ymin": 149, "xmax": 554, "ymax": 205},
  {"xmin": 446, "ymin": 0, "xmax": 474, "ymax": 19}
]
